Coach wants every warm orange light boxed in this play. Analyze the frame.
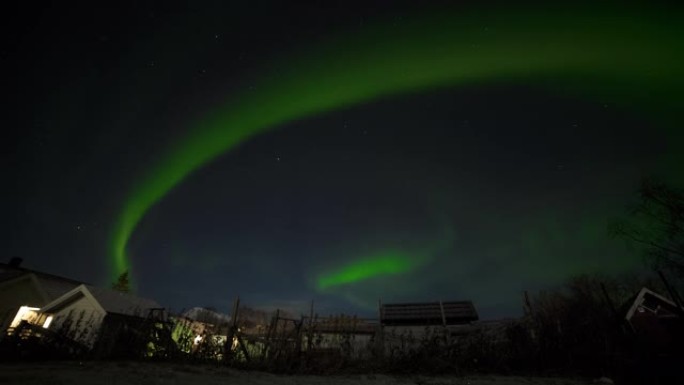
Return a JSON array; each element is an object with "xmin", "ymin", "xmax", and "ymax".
[{"xmin": 9, "ymin": 306, "xmax": 39, "ymax": 328}]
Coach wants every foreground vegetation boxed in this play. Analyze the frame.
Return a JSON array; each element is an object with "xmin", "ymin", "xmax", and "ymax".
[{"xmin": 0, "ymin": 361, "xmax": 596, "ymax": 385}]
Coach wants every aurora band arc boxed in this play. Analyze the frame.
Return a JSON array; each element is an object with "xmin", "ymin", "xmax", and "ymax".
[
  {"xmin": 111, "ymin": 7, "xmax": 684, "ymax": 279},
  {"xmin": 317, "ymin": 252, "xmax": 417, "ymax": 291}
]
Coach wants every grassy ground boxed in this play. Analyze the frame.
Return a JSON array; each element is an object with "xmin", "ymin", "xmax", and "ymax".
[{"xmin": 0, "ymin": 362, "xmax": 595, "ymax": 385}]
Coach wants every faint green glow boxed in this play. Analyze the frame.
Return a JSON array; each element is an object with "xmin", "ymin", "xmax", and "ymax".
[
  {"xmin": 317, "ymin": 252, "xmax": 417, "ymax": 290},
  {"xmin": 111, "ymin": 6, "xmax": 684, "ymax": 278}
]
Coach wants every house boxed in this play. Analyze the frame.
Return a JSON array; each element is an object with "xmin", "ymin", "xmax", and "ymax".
[
  {"xmin": 623, "ymin": 287, "xmax": 684, "ymax": 352},
  {"xmin": 38, "ymin": 284, "xmax": 163, "ymax": 351},
  {"xmin": 0, "ymin": 258, "xmax": 82, "ymax": 337}
]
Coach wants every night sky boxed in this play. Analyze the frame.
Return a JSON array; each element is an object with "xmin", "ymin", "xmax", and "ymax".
[{"xmin": 4, "ymin": 1, "xmax": 683, "ymax": 319}]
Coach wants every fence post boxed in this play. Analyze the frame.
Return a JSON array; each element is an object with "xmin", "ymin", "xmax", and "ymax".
[
  {"xmin": 307, "ymin": 300, "xmax": 314, "ymax": 352},
  {"xmin": 376, "ymin": 298, "xmax": 384, "ymax": 358},
  {"xmin": 225, "ymin": 296, "xmax": 240, "ymax": 363}
]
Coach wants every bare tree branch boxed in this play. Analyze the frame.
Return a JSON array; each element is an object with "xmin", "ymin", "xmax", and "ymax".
[
  {"xmin": 616, "ymin": 226, "xmax": 684, "ymax": 267},
  {"xmin": 614, "ymin": 178, "xmax": 684, "ymax": 280}
]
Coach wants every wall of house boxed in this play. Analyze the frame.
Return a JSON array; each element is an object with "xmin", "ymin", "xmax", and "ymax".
[
  {"xmin": 0, "ymin": 278, "xmax": 46, "ymax": 335},
  {"xmin": 49, "ymin": 296, "xmax": 106, "ymax": 348}
]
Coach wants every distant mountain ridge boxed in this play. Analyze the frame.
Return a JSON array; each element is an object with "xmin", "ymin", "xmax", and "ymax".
[
  {"xmin": 181, "ymin": 306, "xmax": 275, "ymax": 327},
  {"xmin": 181, "ymin": 307, "xmax": 231, "ymax": 325}
]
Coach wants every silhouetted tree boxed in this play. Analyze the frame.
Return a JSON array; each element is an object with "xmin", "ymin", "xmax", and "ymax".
[
  {"xmin": 611, "ymin": 178, "xmax": 684, "ymax": 279},
  {"xmin": 112, "ymin": 271, "xmax": 130, "ymax": 293}
]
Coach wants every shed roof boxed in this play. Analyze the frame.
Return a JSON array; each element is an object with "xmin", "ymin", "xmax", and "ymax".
[{"xmin": 381, "ymin": 301, "xmax": 478, "ymax": 326}]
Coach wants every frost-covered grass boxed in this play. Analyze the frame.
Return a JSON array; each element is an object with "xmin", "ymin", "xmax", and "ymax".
[{"xmin": 0, "ymin": 361, "xmax": 593, "ymax": 385}]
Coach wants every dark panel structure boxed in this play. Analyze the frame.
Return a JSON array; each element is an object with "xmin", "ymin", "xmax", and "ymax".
[{"xmin": 380, "ymin": 301, "xmax": 478, "ymax": 326}]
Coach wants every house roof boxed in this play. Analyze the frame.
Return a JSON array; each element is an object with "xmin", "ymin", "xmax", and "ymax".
[
  {"xmin": 86, "ymin": 285, "xmax": 161, "ymax": 317},
  {"xmin": 0, "ymin": 264, "xmax": 82, "ymax": 304},
  {"xmin": 41, "ymin": 284, "xmax": 162, "ymax": 318},
  {"xmin": 0, "ymin": 268, "xmax": 25, "ymax": 283},
  {"xmin": 0, "ymin": 262, "xmax": 84, "ymax": 285},
  {"xmin": 624, "ymin": 287, "xmax": 682, "ymax": 321},
  {"xmin": 0, "ymin": 262, "xmax": 162, "ymax": 318}
]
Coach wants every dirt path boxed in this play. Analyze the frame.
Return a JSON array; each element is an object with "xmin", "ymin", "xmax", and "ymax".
[{"xmin": 0, "ymin": 362, "xmax": 593, "ymax": 385}]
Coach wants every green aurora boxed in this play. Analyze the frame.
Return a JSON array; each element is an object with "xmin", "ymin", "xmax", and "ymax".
[
  {"xmin": 111, "ymin": 6, "xmax": 684, "ymax": 285},
  {"xmin": 317, "ymin": 252, "xmax": 418, "ymax": 291}
]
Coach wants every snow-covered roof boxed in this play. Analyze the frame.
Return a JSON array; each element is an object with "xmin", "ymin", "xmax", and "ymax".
[
  {"xmin": 41, "ymin": 284, "xmax": 162, "ymax": 318},
  {"xmin": 624, "ymin": 287, "xmax": 681, "ymax": 321},
  {"xmin": 0, "ymin": 270, "xmax": 81, "ymax": 303},
  {"xmin": 86, "ymin": 285, "xmax": 161, "ymax": 317},
  {"xmin": 39, "ymin": 275, "xmax": 82, "ymax": 301}
]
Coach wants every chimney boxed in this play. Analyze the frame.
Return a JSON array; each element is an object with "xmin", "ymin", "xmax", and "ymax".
[{"xmin": 9, "ymin": 257, "xmax": 23, "ymax": 268}]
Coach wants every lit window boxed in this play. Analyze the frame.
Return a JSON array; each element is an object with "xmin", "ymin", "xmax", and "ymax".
[{"xmin": 9, "ymin": 306, "xmax": 39, "ymax": 328}]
